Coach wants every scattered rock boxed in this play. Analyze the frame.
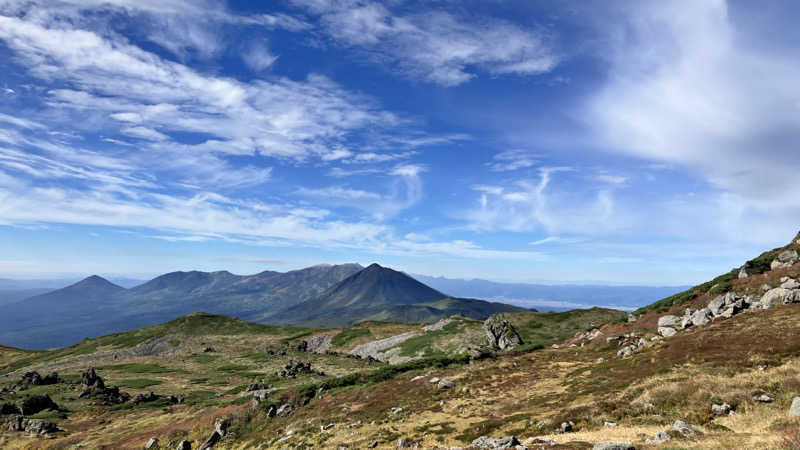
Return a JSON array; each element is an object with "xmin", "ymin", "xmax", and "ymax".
[
  {"xmin": 176, "ymin": 440, "xmax": 191, "ymax": 450},
  {"xmin": 560, "ymin": 421, "xmax": 574, "ymax": 433},
  {"xmin": 761, "ymin": 288, "xmax": 800, "ymax": 309},
  {"xmin": 690, "ymin": 308, "xmax": 712, "ymax": 326},
  {"xmin": 397, "ymin": 437, "xmax": 415, "ymax": 448},
  {"xmin": 81, "ymin": 368, "xmax": 104, "ymax": 389},
  {"xmin": 168, "ymin": 394, "xmax": 185, "ymax": 404},
  {"xmin": 592, "ymin": 443, "xmax": 634, "ymax": 450},
  {"xmin": 645, "ymin": 432, "xmax": 671, "ymax": 444},
  {"xmin": 276, "ymin": 403, "xmax": 293, "ymax": 417},
  {"xmin": 246, "ymin": 383, "xmax": 269, "ymax": 392},
  {"xmin": 711, "ymin": 403, "xmax": 734, "ymax": 415},
  {"xmin": 214, "ymin": 417, "xmax": 230, "ymax": 436},
  {"xmin": 203, "ymin": 347, "xmax": 215, "ymax": 353},
  {"xmin": 782, "ymin": 279, "xmax": 800, "ymax": 290},
  {"xmin": 658, "ymin": 327, "xmax": 677, "ymax": 337},
  {"xmin": 437, "ymin": 379, "xmax": 455, "ymax": 390},
  {"xmin": 368, "ymin": 441, "xmax": 379, "ymax": 448},
  {"xmin": 6, "ymin": 415, "xmax": 59, "ymax": 435},
  {"xmin": 771, "ymin": 250, "xmax": 799, "ymax": 269},
  {"xmin": 198, "ymin": 431, "xmax": 220, "ymax": 450},
  {"xmin": 483, "ymin": 315, "xmax": 524, "ymax": 350},
  {"xmin": 604, "ymin": 421, "xmax": 617, "ymax": 427},
  {"xmin": 754, "ymin": 394, "xmax": 774, "ymax": 403},
  {"xmin": 277, "ymin": 360, "xmax": 317, "ymax": 378},
  {"xmin": 471, "ymin": 436, "xmax": 522, "ymax": 449},
  {"xmin": 145, "ymin": 437, "xmax": 159, "ymax": 449},
  {"xmin": 133, "ymin": 392, "xmax": 159, "ymax": 405},
  {"xmin": 672, "ymin": 419, "xmax": 703, "ymax": 437}
]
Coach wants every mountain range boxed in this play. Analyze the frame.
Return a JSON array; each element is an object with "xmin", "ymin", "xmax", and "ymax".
[{"xmin": 0, "ymin": 263, "xmax": 527, "ymax": 349}]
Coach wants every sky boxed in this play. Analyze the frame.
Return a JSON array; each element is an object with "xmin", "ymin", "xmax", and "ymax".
[{"xmin": 0, "ymin": 0, "xmax": 799, "ymax": 285}]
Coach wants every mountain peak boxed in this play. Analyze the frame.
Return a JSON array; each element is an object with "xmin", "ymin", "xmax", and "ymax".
[{"xmin": 73, "ymin": 275, "xmax": 124, "ymax": 291}]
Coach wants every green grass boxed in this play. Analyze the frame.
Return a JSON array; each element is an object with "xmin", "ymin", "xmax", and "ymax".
[
  {"xmin": 397, "ymin": 321, "xmax": 461, "ymax": 357},
  {"xmin": 331, "ymin": 328, "xmax": 372, "ymax": 347},
  {"xmin": 96, "ymin": 363, "xmax": 173, "ymax": 374},
  {"xmin": 512, "ymin": 308, "xmax": 627, "ymax": 348},
  {"xmin": 188, "ymin": 354, "xmax": 219, "ymax": 364},
  {"xmin": 168, "ymin": 339, "xmax": 181, "ymax": 347},
  {"xmin": 116, "ymin": 378, "xmax": 163, "ymax": 389}
]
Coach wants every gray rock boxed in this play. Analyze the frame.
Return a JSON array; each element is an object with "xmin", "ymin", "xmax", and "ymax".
[
  {"xmin": 276, "ymin": 403, "xmax": 293, "ymax": 417},
  {"xmin": 397, "ymin": 437, "xmax": 413, "ymax": 448},
  {"xmin": 176, "ymin": 441, "xmax": 191, "ymax": 450},
  {"xmin": 738, "ymin": 267, "xmax": 749, "ymax": 278},
  {"xmin": 645, "ymin": 432, "xmax": 671, "ymax": 444},
  {"xmin": 483, "ymin": 315, "xmax": 524, "ymax": 350},
  {"xmin": 198, "ymin": 431, "xmax": 220, "ymax": 450},
  {"xmin": 530, "ymin": 437, "xmax": 556, "ymax": 446},
  {"xmin": 560, "ymin": 421, "xmax": 574, "ymax": 433},
  {"xmin": 368, "ymin": 442, "xmax": 378, "ymax": 448},
  {"xmin": 657, "ymin": 315, "xmax": 679, "ymax": 327},
  {"xmin": 658, "ymin": 327, "xmax": 677, "ymax": 337},
  {"xmin": 754, "ymin": 394, "xmax": 774, "ymax": 403},
  {"xmin": 617, "ymin": 345, "xmax": 635, "ymax": 357},
  {"xmin": 711, "ymin": 403, "xmax": 733, "ymax": 415},
  {"xmin": 145, "ymin": 437, "xmax": 159, "ymax": 449},
  {"xmin": 8, "ymin": 417, "xmax": 59, "ymax": 435},
  {"xmin": 214, "ymin": 417, "xmax": 230, "ymax": 436},
  {"xmin": 437, "ymin": 379, "xmax": 455, "ymax": 390},
  {"xmin": 604, "ymin": 421, "xmax": 617, "ymax": 427},
  {"xmin": 779, "ymin": 250, "xmax": 799, "ymax": 264},
  {"xmin": 672, "ymin": 419, "xmax": 703, "ymax": 437},
  {"xmin": 761, "ymin": 288, "xmax": 800, "ymax": 309},
  {"xmin": 690, "ymin": 308, "xmax": 711, "ymax": 327},
  {"xmin": 471, "ymin": 436, "xmax": 522, "ymax": 448},
  {"xmin": 592, "ymin": 443, "xmax": 634, "ymax": 450},
  {"xmin": 790, "ymin": 397, "xmax": 800, "ymax": 417},
  {"xmin": 781, "ymin": 279, "xmax": 800, "ymax": 290},
  {"xmin": 707, "ymin": 295, "xmax": 726, "ymax": 316}
]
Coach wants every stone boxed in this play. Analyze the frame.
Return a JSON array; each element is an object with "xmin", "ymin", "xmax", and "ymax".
[
  {"xmin": 754, "ymin": 394, "xmax": 774, "ymax": 403},
  {"xmin": 738, "ymin": 267, "xmax": 749, "ymax": 278},
  {"xmin": 690, "ymin": 308, "xmax": 711, "ymax": 326},
  {"xmin": 397, "ymin": 437, "xmax": 413, "ymax": 448},
  {"xmin": 658, "ymin": 327, "xmax": 677, "ymax": 337},
  {"xmin": 560, "ymin": 421, "xmax": 574, "ymax": 433},
  {"xmin": 437, "ymin": 379, "xmax": 455, "ymax": 390},
  {"xmin": 672, "ymin": 419, "xmax": 703, "ymax": 437},
  {"xmin": 278, "ymin": 360, "xmax": 314, "ymax": 378},
  {"xmin": 20, "ymin": 394, "xmax": 59, "ymax": 415},
  {"xmin": 617, "ymin": 345, "xmax": 635, "ymax": 357},
  {"xmin": 781, "ymin": 279, "xmax": 800, "ymax": 290},
  {"xmin": 645, "ymin": 432, "xmax": 671, "ymax": 444},
  {"xmin": 657, "ymin": 315, "xmax": 679, "ymax": 327},
  {"xmin": 430, "ymin": 377, "xmax": 440, "ymax": 384},
  {"xmin": 145, "ymin": 437, "xmax": 159, "ymax": 449},
  {"xmin": 214, "ymin": 417, "xmax": 230, "ymax": 436},
  {"xmin": 368, "ymin": 442, "xmax": 379, "ymax": 448},
  {"xmin": 790, "ymin": 397, "xmax": 800, "ymax": 417},
  {"xmin": 761, "ymin": 288, "xmax": 800, "ymax": 309},
  {"xmin": 711, "ymin": 403, "xmax": 733, "ymax": 415},
  {"xmin": 176, "ymin": 441, "xmax": 191, "ymax": 450},
  {"xmin": 81, "ymin": 368, "xmax": 105, "ymax": 389},
  {"xmin": 627, "ymin": 314, "xmax": 637, "ymax": 322},
  {"xmin": 596, "ymin": 357, "xmax": 605, "ymax": 364},
  {"xmin": 9, "ymin": 417, "xmax": 59, "ymax": 435},
  {"xmin": 276, "ymin": 403, "xmax": 293, "ymax": 417},
  {"xmin": 592, "ymin": 443, "xmax": 634, "ymax": 450},
  {"xmin": 707, "ymin": 295, "xmax": 726, "ymax": 316},
  {"xmin": 168, "ymin": 394, "xmax": 185, "ymax": 404},
  {"xmin": 470, "ymin": 436, "xmax": 522, "ymax": 448},
  {"xmin": 133, "ymin": 392, "xmax": 159, "ymax": 405},
  {"xmin": 530, "ymin": 437, "xmax": 557, "ymax": 446},
  {"xmin": 604, "ymin": 421, "xmax": 617, "ymax": 427},
  {"xmin": 198, "ymin": 431, "xmax": 220, "ymax": 450},
  {"xmin": 483, "ymin": 315, "xmax": 524, "ymax": 350}
]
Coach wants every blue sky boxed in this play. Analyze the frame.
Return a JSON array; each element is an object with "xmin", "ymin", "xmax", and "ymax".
[{"xmin": 1, "ymin": 0, "xmax": 799, "ymax": 284}]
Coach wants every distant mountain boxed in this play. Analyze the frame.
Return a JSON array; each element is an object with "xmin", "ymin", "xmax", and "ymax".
[
  {"xmin": 268, "ymin": 264, "xmax": 526, "ymax": 327},
  {"xmin": 413, "ymin": 274, "xmax": 691, "ymax": 311},
  {"xmin": 0, "ymin": 264, "xmax": 363, "ymax": 349}
]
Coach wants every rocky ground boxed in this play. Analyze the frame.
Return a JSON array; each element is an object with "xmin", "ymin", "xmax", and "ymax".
[{"xmin": 2, "ymin": 234, "xmax": 800, "ymax": 449}]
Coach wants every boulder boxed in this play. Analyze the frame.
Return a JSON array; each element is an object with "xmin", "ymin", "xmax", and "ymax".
[
  {"xmin": 471, "ymin": 436, "xmax": 522, "ymax": 449},
  {"xmin": 6, "ymin": 416, "xmax": 58, "ymax": 435},
  {"xmin": 761, "ymin": 288, "xmax": 800, "ymax": 309},
  {"xmin": 754, "ymin": 394, "xmax": 774, "ymax": 403},
  {"xmin": 657, "ymin": 315, "xmax": 679, "ymax": 327},
  {"xmin": 592, "ymin": 443, "xmax": 634, "ymax": 450},
  {"xmin": 214, "ymin": 417, "xmax": 230, "ymax": 436},
  {"xmin": 617, "ymin": 345, "xmax": 635, "ymax": 357},
  {"xmin": 790, "ymin": 397, "xmax": 800, "ymax": 417},
  {"xmin": 738, "ymin": 266, "xmax": 749, "ymax": 278},
  {"xmin": 168, "ymin": 394, "xmax": 185, "ymax": 404},
  {"xmin": 645, "ymin": 431, "xmax": 671, "ymax": 444},
  {"xmin": 672, "ymin": 420, "xmax": 702, "ymax": 437},
  {"xmin": 658, "ymin": 327, "xmax": 677, "ymax": 337},
  {"xmin": 711, "ymin": 403, "xmax": 733, "ymax": 415},
  {"xmin": 560, "ymin": 421, "xmax": 574, "ymax": 433},
  {"xmin": 483, "ymin": 315, "xmax": 524, "ymax": 350},
  {"xmin": 782, "ymin": 279, "xmax": 800, "ymax": 290},
  {"xmin": 20, "ymin": 394, "xmax": 59, "ymax": 415},
  {"xmin": 81, "ymin": 368, "xmax": 104, "ymax": 389},
  {"xmin": 198, "ymin": 431, "xmax": 220, "ymax": 450},
  {"xmin": 176, "ymin": 441, "xmax": 191, "ymax": 450},
  {"xmin": 276, "ymin": 403, "xmax": 292, "ymax": 417},
  {"xmin": 707, "ymin": 295, "xmax": 726, "ymax": 316},
  {"xmin": 690, "ymin": 308, "xmax": 711, "ymax": 327},
  {"xmin": 133, "ymin": 392, "xmax": 159, "ymax": 405},
  {"xmin": 437, "ymin": 379, "xmax": 455, "ymax": 390},
  {"xmin": 278, "ymin": 360, "xmax": 314, "ymax": 378},
  {"xmin": 145, "ymin": 437, "xmax": 159, "ymax": 449}
]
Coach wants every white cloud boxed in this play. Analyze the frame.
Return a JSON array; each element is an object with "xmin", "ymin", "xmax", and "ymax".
[
  {"xmin": 488, "ymin": 149, "xmax": 538, "ymax": 172},
  {"xmin": 587, "ymin": 0, "xmax": 800, "ymax": 211},
  {"xmin": 292, "ymin": 0, "xmax": 557, "ymax": 86},
  {"xmin": 242, "ymin": 41, "xmax": 278, "ymax": 71}
]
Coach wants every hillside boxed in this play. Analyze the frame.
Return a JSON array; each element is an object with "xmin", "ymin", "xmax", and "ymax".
[
  {"xmin": 0, "ymin": 264, "xmax": 362, "ymax": 349},
  {"xmin": 267, "ymin": 264, "xmax": 526, "ymax": 327}
]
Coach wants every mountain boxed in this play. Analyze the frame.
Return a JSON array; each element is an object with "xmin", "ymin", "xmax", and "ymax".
[
  {"xmin": 414, "ymin": 274, "xmax": 691, "ymax": 311},
  {"xmin": 268, "ymin": 263, "xmax": 526, "ymax": 327},
  {"xmin": 0, "ymin": 264, "xmax": 362, "ymax": 349}
]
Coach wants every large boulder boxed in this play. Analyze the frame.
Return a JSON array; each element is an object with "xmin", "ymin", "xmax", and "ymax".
[
  {"xmin": 772, "ymin": 250, "xmax": 799, "ymax": 269},
  {"xmin": 657, "ymin": 315, "xmax": 679, "ymax": 327},
  {"xmin": 81, "ymin": 368, "xmax": 105, "ymax": 389},
  {"xmin": 483, "ymin": 315, "xmax": 523, "ymax": 350},
  {"xmin": 690, "ymin": 308, "xmax": 712, "ymax": 327},
  {"xmin": 658, "ymin": 327, "xmax": 677, "ymax": 337},
  {"xmin": 672, "ymin": 420, "xmax": 703, "ymax": 437},
  {"xmin": 761, "ymin": 288, "xmax": 800, "ymax": 309}
]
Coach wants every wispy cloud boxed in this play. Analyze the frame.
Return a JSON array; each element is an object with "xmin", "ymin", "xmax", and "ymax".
[{"xmin": 291, "ymin": 0, "xmax": 558, "ymax": 86}]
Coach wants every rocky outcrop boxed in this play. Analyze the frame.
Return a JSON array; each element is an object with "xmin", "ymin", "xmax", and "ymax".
[
  {"xmin": 277, "ymin": 360, "xmax": 320, "ymax": 378},
  {"xmin": 133, "ymin": 392, "xmax": 159, "ymax": 405},
  {"xmin": 78, "ymin": 368, "xmax": 130, "ymax": 405},
  {"xmin": 301, "ymin": 334, "xmax": 332, "ymax": 354},
  {"xmin": 6, "ymin": 415, "xmax": 58, "ymax": 435},
  {"xmin": 771, "ymin": 250, "xmax": 798, "ymax": 270},
  {"xmin": 483, "ymin": 315, "xmax": 523, "ymax": 350},
  {"xmin": 19, "ymin": 394, "xmax": 59, "ymax": 415},
  {"xmin": 470, "ymin": 436, "xmax": 522, "ymax": 449}
]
